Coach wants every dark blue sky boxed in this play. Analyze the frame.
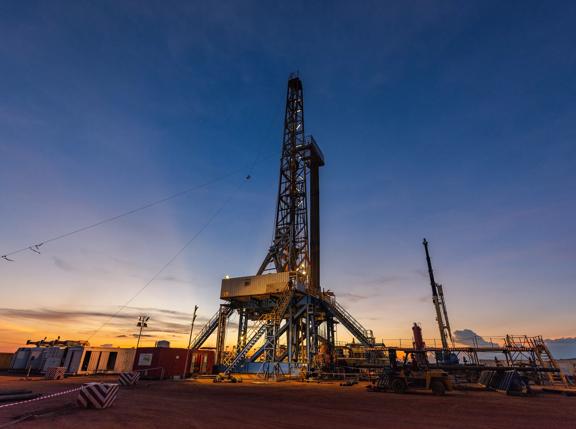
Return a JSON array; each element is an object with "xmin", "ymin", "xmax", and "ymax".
[{"xmin": 0, "ymin": 1, "xmax": 575, "ymax": 349}]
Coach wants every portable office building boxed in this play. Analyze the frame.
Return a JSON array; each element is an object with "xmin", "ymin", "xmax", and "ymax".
[
  {"xmin": 9, "ymin": 343, "xmax": 135, "ymax": 375},
  {"xmin": 134, "ymin": 347, "xmax": 191, "ymax": 379},
  {"xmin": 63, "ymin": 346, "xmax": 135, "ymax": 375},
  {"xmin": 10, "ymin": 347, "xmax": 60, "ymax": 372}
]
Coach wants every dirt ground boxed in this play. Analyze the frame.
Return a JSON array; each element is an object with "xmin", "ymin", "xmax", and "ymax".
[{"xmin": 1, "ymin": 374, "xmax": 575, "ymax": 428}]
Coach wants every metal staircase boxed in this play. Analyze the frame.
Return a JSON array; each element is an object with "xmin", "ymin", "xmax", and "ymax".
[
  {"xmin": 530, "ymin": 336, "xmax": 568, "ymax": 386},
  {"xmin": 224, "ymin": 325, "xmax": 268, "ymax": 374},
  {"xmin": 223, "ymin": 286, "xmax": 294, "ymax": 374},
  {"xmin": 190, "ymin": 306, "xmax": 233, "ymax": 350},
  {"xmin": 323, "ymin": 296, "xmax": 375, "ymax": 346},
  {"xmin": 249, "ymin": 315, "xmax": 296, "ymax": 363},
  {"xmin": 504, "ymin": 335, "xmax": 568, "ymax": 386}
]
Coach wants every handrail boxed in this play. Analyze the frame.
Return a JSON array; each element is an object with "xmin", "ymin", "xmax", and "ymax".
[
  {"xmin": 224, "ymin": 325, "xmax": 268, "ymax": 372},
  {"xmin": 190, "ymin": 309, "xmax": 220, "ymax": 348},
  {"xmin": 332, "ymin": 301, "xmax": 371, "ymax": 337},
  {"xmin": 324, "ymin": 298, "xmax": 374, "ymax": 345},
  {"xmin": 135, "ymin": 366, "xmax": 165, "ymax": 380},
  {"xmin": 190, "ymin": 306, "xmax": 232, "ymax": 350}
]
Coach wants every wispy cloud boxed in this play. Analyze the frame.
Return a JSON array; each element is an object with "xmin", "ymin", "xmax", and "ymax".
[
  {"xmin": 53, "ymin": 256, "xmax": 77, "ymax": 273},
  {"xmin": 0, "ymin": 306, "xmax": 209, "ymax": 338},
  {"xmin": 337, "ymin": 292, "xmax": 371, "ymax": 303},
  {"xmin": 412, "ymin": 269, "xmax": 428, "ymax": 279},
  {"xmin": 159, "ymin": 275, "xmax": 194, "ymax": 284},
  {"xmin": 417, "ymin": 294, "xmax": 430, "ymax": 303},
  {"xmin": 0, "ymin": 307, "xmax": 134, "ymax": 322},
  {"xmin": 127, "ymin": 306, "xmax": 203, "ymax": 322},
  {"xmin": 115, "ymin": 333, "xmax": 155, "ymax": 338},
  {"xmin": 52, "ymin": 256, "xmax": 111, "ymax": 276},
  {"xmin": 361, "ymin": 275, "xmax": 402, "ymax": 286}
]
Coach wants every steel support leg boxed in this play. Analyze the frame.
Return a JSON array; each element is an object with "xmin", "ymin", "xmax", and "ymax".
[
  {"xmin": 236, "ymin": 308, "xmax": 248, "ymax": 351},
  {"xmin": 215, "ymin": 305, "xmax": 229, "ymax": 366}
]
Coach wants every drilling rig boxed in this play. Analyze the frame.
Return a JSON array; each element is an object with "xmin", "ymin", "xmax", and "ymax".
[
  {"xmin": 188, "ymin": 74, "xmax": 375, "ymax": 378},
  {"xmin": 423, "ymin": 238, "xmax": 456, "ymax": 363}
]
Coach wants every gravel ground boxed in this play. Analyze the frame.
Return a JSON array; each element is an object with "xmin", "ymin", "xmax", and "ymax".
[{"xmin": 0, "ymin": 374, "xmax": 575, "ymax": 428}]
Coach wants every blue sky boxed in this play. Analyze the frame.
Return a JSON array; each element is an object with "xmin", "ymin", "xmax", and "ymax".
[{"xmin": 0, "ymin": 1, "xmax": 575, "ymax": 352}]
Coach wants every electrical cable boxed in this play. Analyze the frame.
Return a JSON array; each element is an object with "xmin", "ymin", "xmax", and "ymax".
[
  {"xmin": 86, "ymin": 176, "xmax": 250, "ymax": 341},
  {"xmin": 3, "ymin": 89, "xmax": 284, "ymax": 339},
  {"xmin": 85, "ymin": 126, "xmax": 274, "ymax": 340},
  {"xmin": 1, "ymin": 154, "xmax": 274, "ymax": 262}
]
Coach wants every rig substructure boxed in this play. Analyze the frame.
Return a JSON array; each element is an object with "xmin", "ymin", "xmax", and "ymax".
[{"xmin": 190, "ymin": 75, "xmax": 375, "ymax": 377}]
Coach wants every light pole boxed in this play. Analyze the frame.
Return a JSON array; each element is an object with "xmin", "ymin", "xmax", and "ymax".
[
  {"xmin": 136, "ymin": 315, "xmax": 150, "ymax": 350},
  {"xmin": 183, "ymin": 305, "xmax": 198, "ymax": 379}
]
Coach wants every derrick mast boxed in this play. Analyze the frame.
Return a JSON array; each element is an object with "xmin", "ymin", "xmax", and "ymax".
[{"xmin": 258, "ymin": 75, "xmax": 311, "ymax": 288}]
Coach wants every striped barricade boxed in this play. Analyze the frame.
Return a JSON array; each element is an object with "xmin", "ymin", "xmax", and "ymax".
[
  {"xmin": 76, "ymin": 383, "xmax": 119, "ymax": 409},
  {"xmin": 45, "ymin": 366, "xmax": 66, "ymax": 380},
  {"xmin": 118, "ymin": 371, "xmax": 140, "ymax": 386}
]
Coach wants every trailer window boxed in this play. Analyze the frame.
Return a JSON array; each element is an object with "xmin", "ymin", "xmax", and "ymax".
[
  {"xmin": 81, "ymin": 351, "xmax": 92, "ymax": 371},
  {"xmin": 107, "ymin": 352, "xmax": 117, "ymax": 370},
  {"xmin": 94, "ymin": 352, "xmax": 102, "ymax": 372}
]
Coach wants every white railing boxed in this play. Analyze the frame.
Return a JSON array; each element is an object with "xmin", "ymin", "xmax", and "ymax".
[{"xmin": 135, "ymin": 366, "xmax": 165, "ymax": 379}]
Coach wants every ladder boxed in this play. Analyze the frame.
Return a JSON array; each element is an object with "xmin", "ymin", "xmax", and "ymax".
[{"xmin": 222, "ymin": 285, "xmax": 295, "ymax": 374}]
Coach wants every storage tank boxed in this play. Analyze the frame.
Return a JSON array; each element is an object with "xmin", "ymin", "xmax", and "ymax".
[
  {"xmin": 412, "ymin": 323, "xmax": 425, "ymax": 350},
  {"xmin": 155, "ymin": 340, "xmax": 170, "ymax": 348}
]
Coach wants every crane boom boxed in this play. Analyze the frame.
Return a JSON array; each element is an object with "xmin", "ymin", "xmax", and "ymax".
[{"xmin": 423, "ymin": 238, "xmax": 454, "ymax": 351}]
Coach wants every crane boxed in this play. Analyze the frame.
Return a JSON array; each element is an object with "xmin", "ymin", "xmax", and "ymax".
[{"xmin": 422, "ymin": 238, "xmax": 454, "ymax": 351}]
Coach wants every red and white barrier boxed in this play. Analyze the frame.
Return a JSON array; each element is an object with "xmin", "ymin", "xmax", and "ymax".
[
  {"xmin": 118, "ymin": 371, "xmax": 140, "ymax": 386},
  {"xmin": 76, "ymin": 383, "xmax": 119, "ymax": 409},
  {"xmin": 45, "ymin": 366, "xmax": 66, "ymax": 380},
  {"xmin": 0, "ymin": 387, "xmax": 82, "ymax": 409}
]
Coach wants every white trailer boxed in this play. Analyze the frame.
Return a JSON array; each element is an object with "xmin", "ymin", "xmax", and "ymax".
[{"xmin": 63, "ymin": 346, "xmax": 135, "ymax": 375}]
